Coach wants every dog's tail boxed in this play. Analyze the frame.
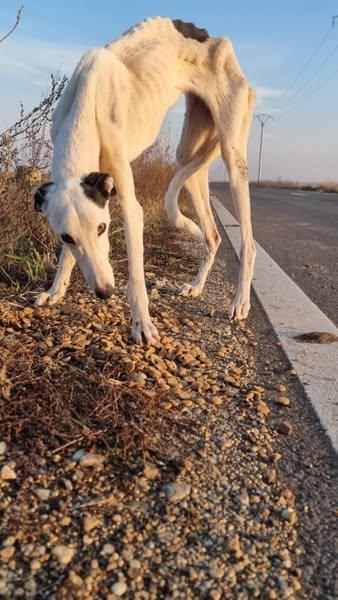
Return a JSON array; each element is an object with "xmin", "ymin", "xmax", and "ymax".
[{"xmin": 164, "ymin": 143, "xmax": 219, "ymax": 239}]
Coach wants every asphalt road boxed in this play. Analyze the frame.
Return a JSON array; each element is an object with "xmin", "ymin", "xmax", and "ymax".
[{"xmin": 211, "ymin": 183, "xmax": 338, "ymax": 327}]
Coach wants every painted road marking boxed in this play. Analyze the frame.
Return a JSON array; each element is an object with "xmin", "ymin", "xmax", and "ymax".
[
  {"xmin": 290, "ymin": 192, "xmax": 309, "ymax": 197},
  {"xmin": 212, "ymin": 196, "xmax": 338, "ymax": 453}
]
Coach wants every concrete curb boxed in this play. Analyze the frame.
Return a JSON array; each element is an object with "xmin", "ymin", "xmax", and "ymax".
[{"xmin": 212, "ymin": 196, "xmax": 338, "ymax": 453}]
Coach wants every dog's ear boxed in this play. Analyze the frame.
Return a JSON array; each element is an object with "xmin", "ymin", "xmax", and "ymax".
[
  {"xmin": 82, "ymin": 172, "xmax": 117, "ymax": 202},
  {"xmin": 34, "ymin": 182, "xmax": 53, "ymax": 213}
]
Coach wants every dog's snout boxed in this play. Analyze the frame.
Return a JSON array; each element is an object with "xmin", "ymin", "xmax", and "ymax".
[{"xmin": 95, "ymin": 285, "xmax": 114, "ymax": 300}]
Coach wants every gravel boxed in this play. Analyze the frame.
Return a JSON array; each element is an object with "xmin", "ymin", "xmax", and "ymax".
[{"xmin": 0, "ymin": 225, "xmax": 336, "ymax": 598}]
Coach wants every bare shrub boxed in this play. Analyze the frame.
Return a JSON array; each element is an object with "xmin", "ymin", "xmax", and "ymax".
[
  {"xmin": 0, "ymin": 74, "xmax": 68, "ymax": 292},
  {"xmin": 0, "ymin": 82, "xmax": 179, "ymax": 295}
]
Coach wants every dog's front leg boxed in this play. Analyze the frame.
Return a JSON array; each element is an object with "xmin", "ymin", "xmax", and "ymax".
[
  {"xmin": 112, "ymin": 160, "xmax": 158, "ymax": 344},
  {"xmin": 35, "ymin": 245, "xmax": 75, "ymax": 306},
  {"xmin": 123, "ymin": 200, "xmax": 159, "ymax": 344}
]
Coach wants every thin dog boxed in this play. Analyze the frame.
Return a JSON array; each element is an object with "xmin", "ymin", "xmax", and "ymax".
[{"xmin": 34, "ymin": 17, "xmax": 256, "ymax": 344}]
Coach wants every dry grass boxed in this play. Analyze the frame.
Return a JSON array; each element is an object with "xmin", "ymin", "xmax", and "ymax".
[
  {"xmin": 252, "ymin": 179, "xmax": 338, "ymax": 193},
  {"xmin": 0, "ymin": 135, "xmax": 184, "ymax": 296},
  {"xmin": 0, "ymin": 79, "xmax": 199, "ymax": 461},
  {"xmin": 0, "ymin": 226, "xmax": 202, "ymax": 460}
]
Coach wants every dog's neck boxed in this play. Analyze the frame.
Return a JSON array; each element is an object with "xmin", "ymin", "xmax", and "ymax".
[{"xmin": 51, "ymin": 88, "xmax": 100, "ymax": 182}]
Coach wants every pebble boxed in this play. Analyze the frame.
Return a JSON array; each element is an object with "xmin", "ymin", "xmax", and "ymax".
[
  {"xmin": 83, "ymin": 516, "xmax": 101, "ymax": 533},
  {"xmin": 0, "ymin": 465, "xmax": 16, "ymax": 480},
  {"xmin": 143, "ymin": 464, "xmax": 160, "ymax": 480},
  {"xmin": 0, "ymin": 442, "xmax": 7, "ymax": 455},
  {"xmin": 52, "ymin": 545, "xmax": 75, "ymax": 565},
  {"xmin": 278, "ymin": 397, "xmax": 290, "ymax": 406},
  {"xmin": 34, "ymin": 488, "xmax": 50, "ymax": 501},
  {"xmin": 68, "ymin": 571, "xmax": 83, "ymax": 587},
  {"xmin": 281, "ymin": 509, "xmax": 297, "ymax": 525},
  {"xmin": 162, "ymin": 481, "xmax": 191, "ymax": 502},
  {"xmin": 0, "ymin": 546, "xmax": 15, "ymax": 562},
  {"xmin": 101, "ymin": 544, "xmax": 115, "ymax": 555},
  {"xmin": 111, "ymin": 581, "xmax": 127, "ymax": 596},
  {"xmin": 77, "ymin": 453, "xmax": 105, "ymax": 468},
  {"xmin": 277, "ymin": 421, "xmax": 293, "ymax": 436},
  {"xmin": 227, "ymin": 535, "xmax": 241, "ymax": 554}
]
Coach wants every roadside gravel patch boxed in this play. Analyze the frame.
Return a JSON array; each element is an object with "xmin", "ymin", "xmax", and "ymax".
[{"xmin": 0, "ymin": 230, "xmax": 311, "ymax": 599}]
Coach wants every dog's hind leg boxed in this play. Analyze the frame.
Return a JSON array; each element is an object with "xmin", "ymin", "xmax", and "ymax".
[
  {"xmin": 35, "ymin": 246, "xmax": 75, "ymax": 306},
  {"xmin": 214, "ymin": 83, "xmax": 256, "ymax": 320},
  {"xmin": 165, "ymin": 94, "xmax": 221, "ymax": 297},
  {"xmin": 178, "ymin": 165, "xmax": 221, "ymax": 298}
]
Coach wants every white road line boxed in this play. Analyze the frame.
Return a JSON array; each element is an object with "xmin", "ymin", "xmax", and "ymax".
[
  {"xmin": 290, "ymin": 192, "xmax": 309, "ymax": 197},
  {"xmin": 212, "ymin": 196, "xmax": 338, "ymax": 453}
]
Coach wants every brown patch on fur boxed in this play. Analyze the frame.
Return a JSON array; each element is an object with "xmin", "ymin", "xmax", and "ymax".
[
  {"xmin": 233, "ymin": 148, "xmax": 249, "ymax": 182},
  {"xmin": 172, "ymin": 19, "xmax": 209, "ymax": 43},
  {"xmin": 81, "ymin": 172, "xmax": 116, "ymax": 208}
]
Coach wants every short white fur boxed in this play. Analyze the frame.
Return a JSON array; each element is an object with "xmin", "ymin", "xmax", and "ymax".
[{"xmin": 35, "ymin": 17, "xmax": 256, "ymax": 344}]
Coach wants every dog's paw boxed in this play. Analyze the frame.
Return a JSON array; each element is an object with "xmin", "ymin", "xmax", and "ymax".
[
  {"xmin": 228, "ymin": 296, "xmax": 250, "ymax": 321},
  {"xmin": 178, "ymin": 283, "xmax": 202, "ymax": 298},
  {"xmin": 131, "ymin": 315, "xmax": 159, "ymax": 345},
  {"xmin": 35, "ymin": 290, "xmax": 64, "ymax": 307}
]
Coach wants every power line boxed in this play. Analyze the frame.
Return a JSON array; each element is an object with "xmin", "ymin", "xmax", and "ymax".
[
  {"xmin": 272, "ymin": 16, "xmax": 338, "ymax": 109},
  {"xmin": 272, "ymin": 24, "xmax": 334, "ymax": 108},
  {"xmin": 280, "ymin": 64, "xmax": 338, "ymax": 116},
  {"xmin": 284, "ymin": 41, "xmax": 338, "ymax": 104}
]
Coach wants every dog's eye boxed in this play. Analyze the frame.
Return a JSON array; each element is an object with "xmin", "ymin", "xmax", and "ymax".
[
  {"xmin": 61, "ymin": 233, "xmax": 75, "ymax": 244},
  {"xmin": 97, "ymin": 223, "xmax": 106, "ymax": 236}
]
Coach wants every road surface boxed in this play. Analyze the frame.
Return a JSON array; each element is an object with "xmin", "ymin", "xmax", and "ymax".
[{"xmin": 211, "ymin": 183, "xmax": 338, "ymax": 327}]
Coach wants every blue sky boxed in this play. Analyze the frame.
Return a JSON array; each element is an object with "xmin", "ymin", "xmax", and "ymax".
[{"xmin": 1, "ymin": 0, "xmax": 338, "ymax": 181}]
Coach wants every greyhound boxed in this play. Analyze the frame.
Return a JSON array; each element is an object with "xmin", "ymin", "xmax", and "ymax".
[{"xmin": 34, "ymin": 17, "xmax": 256, "ymax": 344}]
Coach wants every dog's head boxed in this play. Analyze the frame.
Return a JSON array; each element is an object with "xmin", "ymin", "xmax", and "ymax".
[{"xmin": 34, "ymin": 172, "xmax": 117, "ymax": 299}]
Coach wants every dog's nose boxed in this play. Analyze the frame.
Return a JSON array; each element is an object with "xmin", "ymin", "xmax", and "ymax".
[{"xmin": 95, "ymin": 285, "xmax": 114, "ymax": 300}]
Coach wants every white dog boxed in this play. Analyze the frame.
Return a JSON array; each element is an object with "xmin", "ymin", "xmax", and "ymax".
[{"xmin": 34, "ymin": 17, "xmax": 256, "ymax": 344}]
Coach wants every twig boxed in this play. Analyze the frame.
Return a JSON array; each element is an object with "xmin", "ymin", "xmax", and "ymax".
[
  {"xmin": 0, "ymin": 5, "xmax": 24, "ymax": 46},
  {"xmin": 51, "ymin": 436, "xmax": 84, "ymax": 455}
]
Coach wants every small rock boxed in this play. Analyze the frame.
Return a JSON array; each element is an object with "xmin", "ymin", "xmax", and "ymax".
[
  {"xmin": 143, "ymin": 464, "xmax": 160, "ymax": 480},
  {"xmin": 227, "ymin": 535, "xmax": 241, "ymax": 554},
  {"xmin": 134, "ymin": 372, "xmax": 147, "ymax": 387},
  {"xmin": 68, "ymin": 571, "xmax": 83, "ymax": 587},
  {"xmin": 162, "ymin": 481, "xmax": 191, "ymax": 502},
  {"xmin": 53, "ymin": 545, "xmax": 75, "ymax": 565},
  {"xmin": 277, "ymin": 421, "xmax": 293, "ymax": 436},
  {"xmin": 76, "ymin": 453, "xmax": 105, "ymax": 468},
  {"xmin": 83, "ymin": 516, "xmax": 101, "ymax": 533},
  {"xmin": 278, "ymin": 396, "xmax": 290, "ymax": 406},
  {"xmin": 0, "ymin": 546, "xmax": 15, "ymax": 562},
  {"xmin": 266, "ymin": 469, "xmax": 276, "ymax": 483},
  {"xmin": 111, "ymin": 581, "xmax": 127, "ymax": 596},
  {"xmin": 0, "ymin": 465, "xmax": 16, "ymax": 480},
  {"xmin": 281, "ymin": 508, "xmax": 297, "ymax": 525},
  {"xmin": 0, "ymin": 442, "xmax": 7, "ymax": 455},
  {"xmin": 257, "ymin": 400, "xmax": 270, "ymax": 416},
  {"xmin": 101, "ymin": 544, "xmax": 115, "ymax": 556},
  {"xmin": 34, "ymin": 488, "xmax": 50, "ymax": 501}
]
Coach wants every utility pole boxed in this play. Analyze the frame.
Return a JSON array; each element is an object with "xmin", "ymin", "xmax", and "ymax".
[{"xmin": 255, "ymin": 114, "xmax": 273, "ymax": 183}]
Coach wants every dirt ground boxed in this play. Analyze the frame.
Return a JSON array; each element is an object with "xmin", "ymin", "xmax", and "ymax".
[{"xmin": 0, "ymin": 224, "xmax": 337, "ymax": 599}]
